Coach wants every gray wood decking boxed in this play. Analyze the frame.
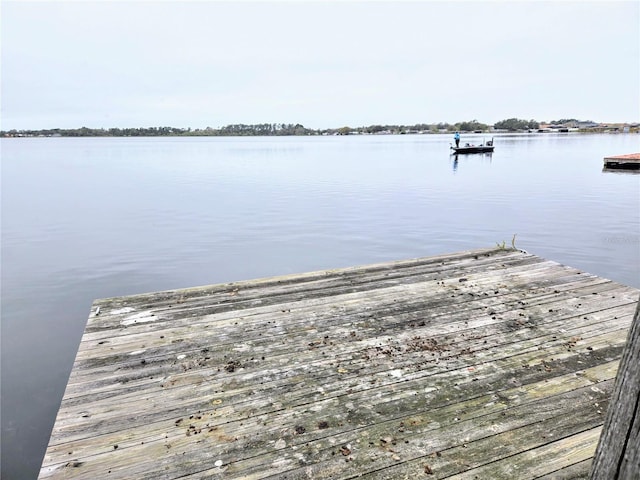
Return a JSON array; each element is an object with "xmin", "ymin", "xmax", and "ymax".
[{"xmin": 39, "ymin": 248, "xmax": 640, "ymax": 479}]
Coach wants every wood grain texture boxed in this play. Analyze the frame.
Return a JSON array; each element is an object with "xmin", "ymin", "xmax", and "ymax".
[
  {"xmin": 38, "ymin": 248, "xmax": 640, "ymax": 479},
  {"xmin": 590, "ymin": 298, "xmax": 640, "ymax": 479}
]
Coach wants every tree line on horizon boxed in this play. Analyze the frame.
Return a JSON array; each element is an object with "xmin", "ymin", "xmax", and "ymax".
[{"xmin": 2, "ymin": 118, "xmax": 597, "ymax": 137}]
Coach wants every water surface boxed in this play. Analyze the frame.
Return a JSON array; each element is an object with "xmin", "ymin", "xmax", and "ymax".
[{"xmin": 2, "ymin": 133, "xmax": 639, "ymax": 479}]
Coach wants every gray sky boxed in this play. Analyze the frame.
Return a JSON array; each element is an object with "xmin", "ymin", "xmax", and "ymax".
[{"xmin": 2, "ymin": 0, "xmax": 639, "ymax": 130}]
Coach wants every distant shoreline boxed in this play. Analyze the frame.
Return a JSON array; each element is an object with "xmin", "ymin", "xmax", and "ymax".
[
  {"xmin": 2, "ymin": 120, "xmax": 638, "ymax": 138},
  {"xmin": 3, "ymin": 129, "xmax": 637, "ymax": 138}
]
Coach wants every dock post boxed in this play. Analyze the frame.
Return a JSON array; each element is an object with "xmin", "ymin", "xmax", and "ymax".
[{"xmin": 590, "ymin": 295, "xmax": 640, "ymax": 479}]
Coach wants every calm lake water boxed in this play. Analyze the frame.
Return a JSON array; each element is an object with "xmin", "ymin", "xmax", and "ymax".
[{"xmin": 1, "ymin": 133, "xmax": 639, "ymax": 479}]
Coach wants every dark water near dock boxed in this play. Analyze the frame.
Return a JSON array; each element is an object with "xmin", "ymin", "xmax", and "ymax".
[{"xmin": 1, "ymin": 133, "xmax": 639, "ymax": 479}]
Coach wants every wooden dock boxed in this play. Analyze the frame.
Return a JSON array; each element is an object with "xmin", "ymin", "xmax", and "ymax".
[
  {"xmin": 39, "ymin": 248, "xmax": 639, "ymax": 479},
  {"xmin": 603, "ymin": 153, "xmax": 640, "ymax": 170}
]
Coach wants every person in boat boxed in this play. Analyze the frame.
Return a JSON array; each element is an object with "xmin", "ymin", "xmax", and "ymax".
[{"xmin": 454, "ymin": 131, "xmax": 460, "ymax": 148}]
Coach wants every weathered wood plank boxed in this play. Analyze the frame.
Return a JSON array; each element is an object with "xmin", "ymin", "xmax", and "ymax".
[
  {"xmin": 442, "ymin": 427, "xmax": 601, "ymax": 479},
  {"xmin": 44, "ymin": 311, "xmax": 632, "ymax": 448},
  {"xmin": 590, "ymin": 297, "xmax": 640, "ymax": 479},
  {"xmin": 77, "ymin": 253, "xmax": 552, "ymax": 339},
  {"xmin": 355, "ymin": 392, "xmax": 607, "ymax": 480},
  {"xmin": 42, "ymin": 373, "xmax": 615, "ymax": 479},
  {"xmin": 176, "ymin": 378, "xmax": 615, "ymax": 479},
  {"xmin": 39, "ymin": 248, "xmax": 640, "ymax": 479},
  {"xmin": 71, "ymin": 273, "xmax": 623, "ymax": 359},
  {"xmin": 44, "ymin": 310, "xmax": 632, "ymax": 449},
  {"xmin": 62, "ymin": 279, "xmax": 635, "ymax": 395},
  {"xmin": 537, "ymin": 459, "xmax": 592, "ymax": 480},
  {"xmin": 78, "ymin": 252, "xmax": 587, "ymax": 338}
]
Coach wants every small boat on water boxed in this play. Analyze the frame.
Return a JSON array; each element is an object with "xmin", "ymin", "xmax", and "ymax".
[{"xmin": 451, "ymin": 138, "xmax": 494, "ymax": 154}]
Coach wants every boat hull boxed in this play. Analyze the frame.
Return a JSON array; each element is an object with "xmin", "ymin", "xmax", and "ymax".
[{"xmin": 451, "ymin": 146, "xmax": 494, "ymax": 154}]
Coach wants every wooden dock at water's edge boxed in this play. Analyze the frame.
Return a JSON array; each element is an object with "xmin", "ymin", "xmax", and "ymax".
[
  {"xmin": 39, "ymin": 248, "xmax": 639, "ymax": 479},
  {"xmin": 603, "ymin": 153, "xmax": 640, "ymax": 170}
]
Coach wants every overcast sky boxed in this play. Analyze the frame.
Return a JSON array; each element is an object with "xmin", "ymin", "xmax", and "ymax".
[{"xmin": 2, "ymin": 1, "xmax": 639, "ymax": 130}]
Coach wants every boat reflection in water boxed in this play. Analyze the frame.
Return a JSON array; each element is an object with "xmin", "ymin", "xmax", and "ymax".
[{"xmin": 451, "ymin": 152, "xmax": 493, "ymax": 173}]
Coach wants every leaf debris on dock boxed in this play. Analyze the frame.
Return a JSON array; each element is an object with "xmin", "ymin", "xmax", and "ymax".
[{"xmin": 39, "ymin": 248, "xmax": 639, "ymax": 479}]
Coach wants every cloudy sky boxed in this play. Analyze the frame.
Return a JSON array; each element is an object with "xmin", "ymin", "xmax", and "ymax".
[{"xmin": 2, "ymin": 0, "xmax": 638, "ymax": 130}]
